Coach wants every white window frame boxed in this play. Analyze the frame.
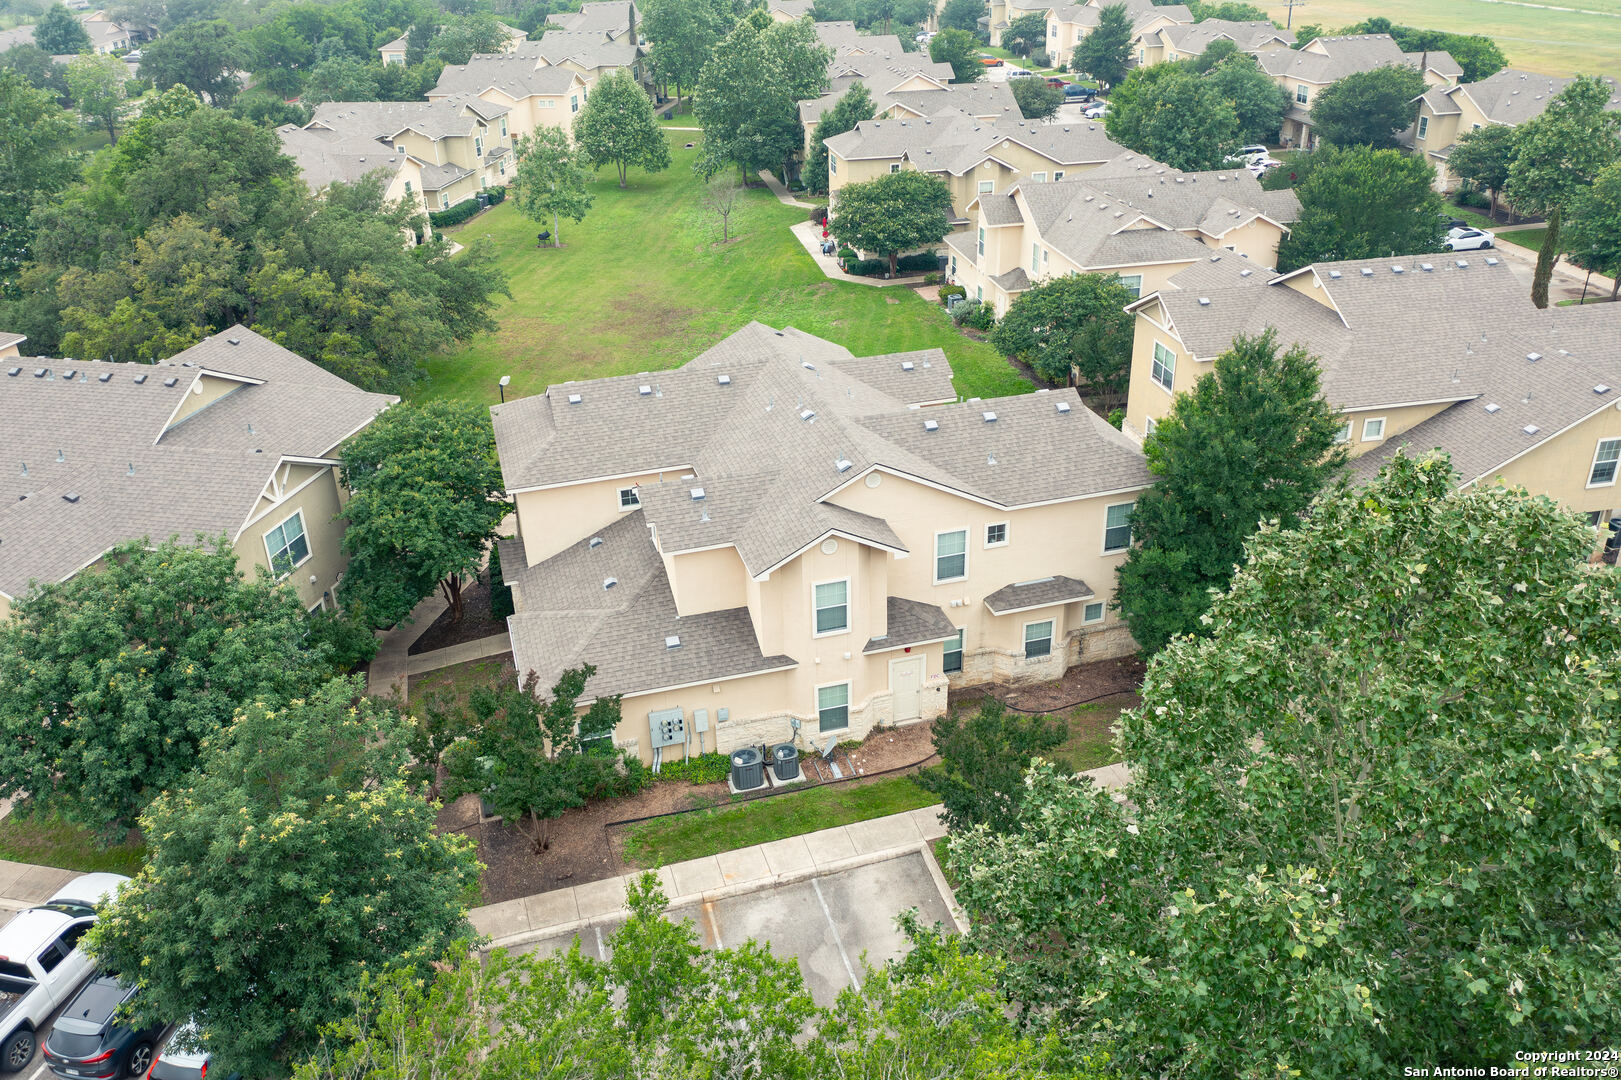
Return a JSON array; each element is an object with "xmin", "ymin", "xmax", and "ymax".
[
  {"xmin": 395, "ymin": 144, "xmax": 406, "ymax": 153},
  {"xmin": 1102, "ymin": 501, "xmax": 1134, "ymax": 554},
  {"xmin": 618, "ymin": 486, "xmax": 640, "ymax": 510},
  {"xmin": 1144, "ymin": 416, "xmax": 1157, "ymax": 437},
  {"xmin": 812, "ymin": 577, "xmax": 851, "ymax": 637},
  {"xmin": 1151, "ymin": 341, "xmax": 1176, "ymax": 392},
  {"xmin": 1416, "ymin": 115, "xmax": 1428, "ymax": 140},
  {"xmin": 570, "ymin": 94, "xmax": 580, "ymax": 112},
  {"xmin": 474, "ymin": 136, "xmax": 483, "ymax": 157},
  {"xmin": 942, "ymin": 628, "xmax": 964, "ymax": 673},
  {"xmin": 977, "ymin": 226, "xmax": 985, "ymax": 255},
  {"xmin": 1082, "ymin": 601, "xmax": 1105, "ymax": 624},
  {"xmin": 830, "ymin": 156, "xmax": 837, "ymax": 175},
  {"xmin": 890, "ymin": 162, "xmax": 901, "ymax": 173},
  {"xmin": 1334, "ymin": 419, "xmax": 1352, "ymax": 444},
  {"xmin": 933, "ymin": 527, "xmax": 969, "ymax": 584},
  {"xmin": 1587, "ymin": 438, "xmax": 1621, "ymax": 488},
  {"xmin": 1118, "ymin": 273, "xmax": 1143, "ymax": 298},
  {"xmin": 977, "ymin": 179, "xmax": 993, "ymax": 194},
  {"xmin": 1023, "ymin": 619, "xmax": 1054, "ymax": 660},
  {"xmin": 984, "ymin": 522, "xmax": 1009, "ymax": 548},
  {"xmin": 1362, "ymin": 417, "xmax": 1387, "ymax": 442},
  {"xmin": 816, "ymin": 681, "xmax": 851, "ymax": 732},
  {"xmin": 1032, "ymin": 171, "xmax": 1047, "ymax": 183},
  {"xmin": 1031, "ymin": 242, "xmax": 1040, "ymax": 273},
  {"xmin": 264, "ymin": 508, "xmax": 311, "ymax": 579},
  {"xmin": 1054, "ymin": 170, "xmax": 1064, "ymax": 180},
  {"xmin": 1296, "ymin": 84, "xmax": 1308, "ymax": 103}
]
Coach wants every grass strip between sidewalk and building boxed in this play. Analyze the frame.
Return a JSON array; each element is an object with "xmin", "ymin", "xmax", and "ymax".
[
  {"xmin": 622, "ymin": 774, "xmax": 940, "ymax": 868},
  {"xmin": 0, "ymin": 807, "xmax": 148, "ymax": 878}
]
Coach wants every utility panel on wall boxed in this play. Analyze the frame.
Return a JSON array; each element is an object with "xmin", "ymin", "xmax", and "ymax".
[{"xmin": 649, "ymin": 707, "xmax": 686, "ymax": 748}]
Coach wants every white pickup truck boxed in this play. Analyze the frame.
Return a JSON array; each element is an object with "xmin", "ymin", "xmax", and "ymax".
[{"xmin": 0, "ymin": 874, "xmax": 129, "ymax": 1074}]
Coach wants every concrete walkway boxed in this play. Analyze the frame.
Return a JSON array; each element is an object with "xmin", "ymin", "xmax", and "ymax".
[
  {"xmin": 1491, "ymin": 231, "xmax": 1618, "ymax": 301},
  {"xmin": 365, "ymin": 591, "xmax": 448, "ymax": 702},
  {"xmin": 0, "ymin": 859, "xmax": 79, "ymax": 917},
  {"xmin": 756, "ymin": 169, "xmax": 816, "ymax": 209},
  {"xmin": 789, "ymin": 221, "xmax": 934, "ymax": 289},
  {"xmin": 405, "ymin": 632, "xmax": 513, "ymax": 676}
]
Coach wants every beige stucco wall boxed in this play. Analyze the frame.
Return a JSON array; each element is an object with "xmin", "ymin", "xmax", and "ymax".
[
  {"xmin": 168, "ymin": 373, "xmax": 246, "ymax": 428},
  {"xmin": 513, "ymin": 468, "xmax": 681, "ymax": 564},
  {"xmin": 1339, "ymin": 401, "xmax": 1455, "ymax": 449},
  {"xmin": 1196, "ymin": 215, "xmax": 1287, "ymax": 268},
  {"xmin": 668, "ymin": 545, "xmax": 749, "ymax": 615},
  {"xmin": 1417, "ymin": 91, "xmax": 1494, "ymax": 190},
  {"xmin": 1123, "ymin": 302, "xmax": 1197, "ymax": 438},
  {"xmin": 1480, "ymin": 402, "xmax": 1621, "ymax": 516},
  {"xmin": 233, "ymin": 463, "xmax": 350, "ymax": 611}
]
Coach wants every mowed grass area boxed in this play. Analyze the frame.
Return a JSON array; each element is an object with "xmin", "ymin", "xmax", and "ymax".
[
  {"xmin": 1498, "ymin": 226, "xmax": 1551, "ymax": 252},
  {"xmin": 417, "ymin": 137, "xmax": 1031, "ymax": 406},
  {"xmin": 1258, "ymin": 0, "xmax": 1621, "ymax": 77},
  {"xmin": 0, "ymin": 805, "xmax": 148, "ymax": 876},
  {"xmin": 621, "ymin": 774, "xmax": 939, "ymax": 867}
]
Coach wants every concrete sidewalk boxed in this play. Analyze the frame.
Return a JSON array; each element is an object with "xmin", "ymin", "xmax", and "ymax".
[
  {"xmin": 404, "ymin": 632, "xmax": 512, "ymax": 677},
  {"xmin": 0, "ymin": 859, "xmax": 79, "ymax": 917},
  {"xmin": 364, "ymin": 591, "xmax": 448, "ymax": 702},
  {"xmin": 757, "ymin": 169, "xmax": 816, "ymax": 209},
  {"xmin": 789, "ymin": 221, "xmax": 933, "ymax": 289}
]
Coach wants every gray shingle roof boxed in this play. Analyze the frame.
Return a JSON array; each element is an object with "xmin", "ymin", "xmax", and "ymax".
[
  {"xmin": 983, "ymin": 574, "xmax": 1094, "ymax": 614},
  {"xmin": 1258, "ymin": 35, "xmax": 1458, "ymax": 87},
  {"xmin": 826, "ymin": 114, "xmax": 1122, "ymax": 174},
  {"xmin": 0, "ymin": 326, "xmax": 393, "ymax": 599},
  {"xmin": 1157, "ymin": 18, "xmax": 1293, "ymax": 52},
  {"xmin": 432, "ymin": 56, "xmax": 583, "ymax": 101},
  {"xmin": 519, "ymin": 28, "xmax": 641, "ymax": 70},
  {"xmin": 863, "ymin": 596, "xmax": 958, "ymax": 653},
  {"xmin": 1445, "ymin": 69, "xmax": 1621, "ymax": 127},
  {"xmin": 276, "ymin": 124, "xmax": 414, "ymax": 191},
  {"xmin": 546, "ymin": 1, "xmax": 635, "ymax": 35},
  {"xmin": 1050, "ymin": 0, "xmax": 1191, "ymax": 31},
  {"xmin": 307, "ymin": 99, "xmax": 488, "ymax": 142}
]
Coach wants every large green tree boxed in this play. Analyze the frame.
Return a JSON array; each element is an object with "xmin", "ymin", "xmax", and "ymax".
[
  {"xmin": 139, "ymin": 19, "xmax": 246, "ymax": 105},
  {"xmin": 1274, "ymin": 144, "xmax": 1445, "ymax": 271},
  {"xmin": 1505, "ymin": 74, "xmax": 1621, "ymax": 308},
  {"xmin": 1205, "ymin": 53, "xmax": 1289, "ymax": 146},
  {"xmin": 33, "ymin": 2, "xmax": 90, "ymax": 54},
  {"xmin": 1563, "ymin": 159, "xmax": 1621, "ymax": 301},
  {"xmin": 640, "ymin": 0, "xmax": 726, "ymax": 101},
  {"xmin": 937, "ymin": 0, "xmax": 986, "ymax": 33},
  {"xmin": 511, "ymin": 125, "xmax": 593, "ymax": 245},
  {"xmin": 572, "ymin": 67, "xmax": 671, "ymax": 188},
  {"xmin": 1445, "ymin": 122, "xmax": 1518, "ymax": 220},
  {"xmin": 1105, "ymin": 62, "xmax": 1238, "ymax": 170},
  {"xmin": 87, "ymin": 677, "xmax": 479, "ymax": 1079},
  {"xmin": 693, "ymin": 13, "xmax": 829, "ymax": 181},
  {"xmin": 927, "ymin": 27, "xmax": 984, "ymax": 83},
  {"xmin": 828, "ymin": 169, "xmax": 952, "ymax": 275},
  {"xmin": 1010, "ymin": 75, "xmax": 1062, "ymax": 120},
  {"xmin": 65, "ymin": 51, "xmax": 129, "ymax": 144},
  {"xmin": 300, "ymin": 54, "xmax": 381, "ymax": 104},
  {"xmin": 913, "ymin": 701, "xmax": 1066, "ymax": 833},
  {"xmin": 339, "ymin": 399, "xmax": 510, "ymax": 628},
  {"xmin": 1307, "ymin": 64, "xmax": 1427, "ymax": 148},
  {"xmin": 988, "ymin": 271, "xmax": 1136, "ymax": 388},
  {"xmin": 1002, "ymin": 12, "xmax": 1046, "ymax": 56},
  {"xmin": 1113, "ymin": 329, "xmax": 1345, "ymax": 652},
  {"xmin": 0, "ymin": 68, "xmax": 76, "ymax": 289},
  {"xmin": 1070, "ymin": 2, "xmax": 1131, "ymax": 86},
  {"xmin": 0, "ymin": 537, "xmax": 337, "ymax": 830},
  {"xmin": 956, "ymin": 452, "xmax": 1621, "ymax": 1076},
  {"xmin": 805, "ymin": 82, "xmax": 874, "ymax": 194}
]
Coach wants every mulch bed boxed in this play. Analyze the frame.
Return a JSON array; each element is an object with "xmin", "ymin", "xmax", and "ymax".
[
  {"xmin": 950, "ymin": 654, "xmax": 1146, "ymax": 714},
  {"xmin": 409, "ymin": 571, "xmax": 507, "ymax": 655}
]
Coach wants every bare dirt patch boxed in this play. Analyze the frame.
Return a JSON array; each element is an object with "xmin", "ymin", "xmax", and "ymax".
[{"xmin": 409, "ymin": 571, "xmax": 507, "ymax": 654}]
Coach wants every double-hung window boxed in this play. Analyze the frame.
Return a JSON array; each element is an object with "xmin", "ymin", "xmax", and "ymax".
[
  {"xmin": 1103, "ymin": 503, "xmax": 1133, "ymax": 553},
  {"xmin": 1589, "ymin": 438, "xmax": 1621, "ymax": 486},
  {"xmin": 265, "ymin": 511, "xmax": 309, "ymax": 577},
  {"xmin": 942, "ymin": 629, "xmax": 963, "ymax": 673},
  {"xmin": 1334, "ymin": 419, "xmax": 1352, "ymax": 444},
  {"xmin": 978, "ymin": 179, "xmax": 993, "ymax": 194},
  {"xmin": 935, "ymin": 529, "xmax": 967, "ymax": 582},
  {"xmin": 475, "ymin": 136, "xmax": 483, "ymax": 157},
  {"xmin": 1024, "ymin": 620, "xmax": 1053, "ymax": 659},
  {"xmin": 618, "ymin": 486, "xmax": 640, "ymax": 510},
  {"xmin": 1083, "ymin": 601, "xmax": 1105, "ymax": 624},
  {"xmin": 1118, "ymin": 273, "xmax": 1142, "ymax": 297},
  {"xmin": 1031, "ymin": 243, "xmax": 1040, "ymax": 273},
  {"xmin": 817, "ymin": 683, "xmax": 850, "ymax": 731},
  {"xmin": 1362, "ymin": 417, "xmax": 1386, "ymax": 441},
  {"xmin": 1416, "ymin": 115, "xmax": 1428, "ymax": 139},
  {"xmin": 1296, "ymin": 84, "xmax": 1309, "ymax": 104},
  {"xmin": 814, "ymin": 580, "xmax": 849, "ymax": 635},
  {"xmin": 570, "ymin": 94, "xmax": 580, "ymax": 112},
  {"xmin": 977, "ymin": 226, "xmax": 985, "ymax": 255},
  {"xmin": 1151, "ymin": 341, "xmax": 1176, "ymax": 391}
]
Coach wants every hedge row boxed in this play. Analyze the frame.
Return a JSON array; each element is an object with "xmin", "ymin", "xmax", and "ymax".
[
  {"xmin": 895, "ymin": 250, "xmax": 940, "ymax": 273},
  {"xmin": 845, "ymin": 258, "xmax": 888, "ymax": 276},
  {"xmin": 428, "ymin": 185, "xmax": 507, "ymax": 229}
]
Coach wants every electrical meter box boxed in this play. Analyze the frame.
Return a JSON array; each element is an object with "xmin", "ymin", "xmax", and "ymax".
[
  {"xmin": 649, "ymin": 707, "xmax": 686, "ymax": 749},
  {"xmin": 692, "ymin": 708, "xmax": 710, "ymax": 733}
]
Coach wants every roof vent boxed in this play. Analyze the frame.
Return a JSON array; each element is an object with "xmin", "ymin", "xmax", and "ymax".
[
  {"xmin": 33, "ymin": 368, "xmax": 46, "ymax": 378},
  {"xmin": 227, "ymin": 337, "xmax": 240, "ymax": 345},
  {"xmin": 1209, "ymin": 254, "xmax": 1220, "ymax": 262},
  {"xmin": 4, "ymin": 367, "xmax": 16, "ymax": 377},
  {"xmin": 1484, "ymin": 403, "xmax": 1501, "ymax": 413},
  {"xmin": 1420, "ymin": 262, "xmax": 1434, "ymax": 272},
  {"xmin": 690, "ymin": 487, "xmax": 705, "ymax": 501},
  {"xmin": 802, "ymin": 361, "xmax": 816, "ymax": 370},
  {"xmin": 1455, "ymin": 259, "xmax": 1469, "ymax": 269},
  {"xmin": 98, "ymin": 372, "xmax": 111, "ymax": 383},
  {"xmin": 665, "ymin": 635, "xmax": 681, "ymax": 649},
  {"xmin": 1391, "ymin": 265, "xmax": 1405, "ymax": 274},
  {"xmin": 1595, "ymin": 385, "xmax": 1612, "ymax": 395},
  {"xmin": 800, "ymin": 408, "xmax": 815, "ymax": 421},
  {"xmin": 603, "ymin": 576, "xmax": 617, "ymax": 589},
  {"xmin": 900, "ymin": 360, "xmax": 914, "ymax": 371},
  {"xmin": 1056, "ymin": 401, "xmax": 1071, "ymax": 414},
  {"xmin": 1484, "ymin": 256, "xmax": 1499, "ymax": 266},
  {"xmin": 924, "ymin": 418, "xmax": 939, "ymax": 432},
  {"xmin": 567, "ymin": 393, "xmax": 582, "ymax": 404},
  {"xmin": 1328, "ymin": 270, "xmax": 1342, "ymax": 279},
  {"xmin": 1523, "ymin": 424, "xmax": 1540, "ymax": 436},
  {"xmin": 1361, "ymin": 268, "xmax": 1374, "ymax": 277},
  {"xmin": 1527, "ymin": 352, "xmax": 1542, "ymax": 362},
  {"xmin": 1240, "ymin": 269, "xmax": 1253, "ymax": 277},
  {"xmin": 588, "ymin": 536, "xmax": 603, "ymax": 548},
  {"xmin": 163, "ymin": 377, "xmax": 178, "ymax": 387},
  {"xmin": 982, "ymin": 410, "xmax": 997, "ymax": 422},
  {"xmin": 638, "ymin": 384, "xmax": 652, "ymax": 395},
  {"xmin": 1198, "ymin": 297, "xmax": 1211, "ymax": 306},
  {"xmin": 717, "ymin": 374, "xmax": 731, "ymax": 385},
  {"xmin": 1175, "ymin": 177, "xmax": 1184, "ymax": 183},
  {"xmin": 62, "ymin": 368, "xmax": 76, "ymax": 380},
  {"xmin": 134, "ymin": 374, "xmax": 147, "ymax": 384},
  {"xmin": 62, "ymin": 492, "xmax": 80, "ymax": 503},
  {"xmin": 835, "ymin": 458, "xmax": 852, "ymax": 472}
]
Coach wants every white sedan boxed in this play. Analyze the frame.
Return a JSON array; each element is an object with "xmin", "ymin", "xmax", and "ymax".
[
  {"xmin": 1246, "ymin": 155, "xmax": 1282, "ymax": 177},
  {"xmin": 1082, "ymin": 101, "xmax": 1108, "ymax": 119},
  {"xmin": 1446, "ymin": 226, "xmax": 1496, "ymax": 251}
]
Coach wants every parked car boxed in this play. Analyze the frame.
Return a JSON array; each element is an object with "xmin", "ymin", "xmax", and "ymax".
[
  {"xmin": 1063, "ymin": 83, "xmax": 1096, "ymax": 101},
  {"xmin": 1246, "ymin": 155, "xmax": 1283, "ymax": 177},
  {"xmin": 1082, "ymin": 101, "xmax": 1108, "ymax": 118},
  {"xmin": 1007, "ymin": 67, "xmax": 1034, "ymax": 78},
  {"xmin": 978, "ymin": 54, "xmax": 1004, "ymax": 66},
  {"xmin": 145, "ymin": 1027, "xmax": 235, "ymax": 1080},
  {"xmin": 1235, "ymin": 144, "xmax": 1270, "ymax": 161},
  {"xmin": 0, "ymin": 875, "xmax": 130, "ymax": 1074},
  {"xmin": 1446, "ymin": 226, "xmax": 1495, "ymax": 250},
  {"xmin": 1045, "ymin": 76, "xmax": 1067, "ymax": 88},
  {"xmin": 43, "ymin": 976, "xmax": 166, "ymax": 1080}
]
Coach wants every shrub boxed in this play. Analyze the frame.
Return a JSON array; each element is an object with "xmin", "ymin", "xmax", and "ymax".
[
  {"xmin": 809, "ymin": 205, "xmax": 828, "ymax": 224},
  {"xmin": 1453, "ymin": 186, "xmax": 1489, "ymax": 209},
  {"xmin": 486, "ymin": 185, "xmax": 507, "ymax": 206},
  {"xmin": 938, "ymin": 283, "xmax": 967, "ymax": 306},
  {"xmin": 657, "ymin": 752, "xmax": 731, "ymax": 785},
  {"xmin": 923, "ymin": 272, "xmax": 942, "ymax": 285},
  {"xmin": 1029, "ymin": 49, "xmax": 1050, "ymax": 67},
  {"xmin": 837, "ymin": 245, "xmax": 857, "ymax": 263},
  {"xmin": 304, "ymin": 609, "xmax": 381, "ymax": 671},
  {"xmin": 951, "ymin": 297, "xmax": 995, "ymax": 330},
  {"xmin": 845, "ymin": 258, "xmax": 888, "ymax": 276},
  {"xmin": 428, "ymin": 197, "xmax": 485, "ymax": 229},
  {"xmin": 895, "ymin": 250, "xmax": 941, "ymax": 272},
  {"xmin": 488, "ymin": 544, "xmax": 514, "ymax": 621}
]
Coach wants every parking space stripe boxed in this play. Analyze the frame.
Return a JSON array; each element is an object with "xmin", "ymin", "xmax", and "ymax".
[
  {"xmin": 812, "ymin": 878, "xmax": 860, "ymax": 991},
  {"xmin": 703, "ymin": 902, "xmax": 725, "ymax": 950},
  {"xmin": 594, "ymin": 925, "xmax": 606, "ymax": 960}
]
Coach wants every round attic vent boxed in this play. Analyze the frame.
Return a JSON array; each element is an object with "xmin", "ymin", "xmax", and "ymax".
[
  {"xmin": 864, "ymin": 473, "xmax": 882, "ymax": 488},
  {"xmin": 820, "ymin": 538, "xmax": 839, "ymax": 555}
]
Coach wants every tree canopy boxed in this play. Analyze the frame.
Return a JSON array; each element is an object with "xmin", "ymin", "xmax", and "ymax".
[
  {"xmin": 0, "ymin": 536, "xmax": 339, "ymax": 830},
  {"xmin": 828, "ymin": 169, "xmax": 953, "ymax": 274},
  {"xmin": 339, "ymin": 399, "xmax": 511, "ymax": 629},
  {"xmin": 913, "ymin": 701, "xmax": 1066, "ymax": 833},
  {"xmin": 1010, "ymin": 75, "xmax": 1062, "ymax": 120},
  {"xmin": 87, "ymin": 677, "xmax": 479, "ymax": 1079},
  {"xmin": 957, "ymin": 452, "xmax": 1621, "ymax": 1075},
  {"xmin": 988, "ymin": 271, "xmax": 1136, "ymax": 388},
  {"xmin": 1204, "ymin": 53, "xmax": 1289, "ymax": 145},
  {"xmin": 805, "ymin": 82, "xmax": 875, "ymax": 194},
  {"xmin": 573, "ymin": 67, "xmax": 671, "ymax": 188},
  {"xmin": 1002, "ymin": 12, "xmax": 1047, "ymax": 56},
  {"xmin": 1563, "ymin": 159, "xmax": 1621, "ymax": 301},
  {"xmin": 1104, "ymin": 61, "xmax": 1238, "ymax": 170},
  {"xmin": 1274, "ymin": 144, "xmax": 1445, "ymax": 272},
  {"xmin": 1070, "ymin": 2, "xmax": 1131, "ymax": 86},
  {"xmin": 1445, "ymin": 122, "xmax": 1518, "ymax": 219},
  {"xmin": 693, "ymin": 14, "xmax": 829, "ymax": 181},
  {"xmin": 1308, "ymin": 64, "xmax": 1427, "ymax": 148},
  {"xmin": 66, "ymin": 52, "xmax": 131, "ymax": 144},
  {"xmin": 1113, "ymin": 329, "xmax": 1346, "ymax": 652},
  {"xmin": 1340, "ymin": 18, "xmax": 1508, "ymax": 82},
  {"xmin": 938, "ymin": 0, "xmax": 986, "ymax": 33},
  {"xmin": 512, "ymin": 125, "xmax": 594, "ymax": 245},
  {"xmin": 0, "ymin": 68, "xmax": 77, "ymax": 288},
  {"xmin": 139, "ymin": 19, "xmax": 246, "ymax": 105},
  {"xmin": 33, "ymin": 2, "xmax": 90, "ymax": 54},
  {"xmin": 928, "ymin": 28, "xmax": 984, "ymax": 83},
  {"xmin": 641, "ymin": 0, "xmax": 728, "ymax": 100}
]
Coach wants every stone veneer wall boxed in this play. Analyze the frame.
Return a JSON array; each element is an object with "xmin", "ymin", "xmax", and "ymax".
[{"xmin": 947, "ymin": 622, "xmax": 1138, "ymax": 691}]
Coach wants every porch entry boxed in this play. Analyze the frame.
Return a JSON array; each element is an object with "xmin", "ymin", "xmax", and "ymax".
[{"xmin": 888, "ymin": 656, "xmax": 924, "ymax": 722}]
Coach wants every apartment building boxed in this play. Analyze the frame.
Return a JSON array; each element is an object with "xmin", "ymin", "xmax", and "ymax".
[
  {"xmin": 946, "ymin": 153, "xmax": 1300, "ymax": 315},
  {"xmin": 1122, "ymin": 254, "xmax": 1621, "ymax": 522},
  {"xmin": 379, "ymin": 21, "xmax": 526, "ymax": 65},
  {"xmin": 513, "ymin": 26, "xmax": 645, "ymax": 89},
  {"xmin": 429, "ymin": 58, "xmax": 591, "ymax": 142},
  {"xmin": 0, "ymin": 327, "xmax": 394, "ymax": 622},
  {"xmin": 1046, "ymin": 0, "xmax": 1192, "ymax": 71},
  {"xmin": 1256, "ymin": 34, "xmax": 1461, "ymax": 148},
  {"xmin": 1137, "ymin": 18, "xmax": 1293, "ymax": 67},
  {"xmin": 492, "ymin": 323, "xmax": 1148, "ymax": 763}
]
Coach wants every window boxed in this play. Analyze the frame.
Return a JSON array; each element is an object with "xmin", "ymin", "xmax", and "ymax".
[
  {"xmin": 1151, "ymin": 341, "xmax": 1176, "ymax": 391},
  {"xmin": 570, "ymin": 94, "xmax": 580, "ymax": 112},
  {"xmin": 942, "ymin": 629, "xmax": 963, "ymax": 673},
  {"xmin": 1031, "ymin": 242, "xmax": 1040, "ymax": 273},
  {"xmin": 814, "ymin": 579, "xmax": 849, "ymax": 635},
  {"xmin": 499, "ymin": 161, "xmax": 506, "ymax": 176},
  {"xmin": 890, "ymin": 163, "xmax": 901, "ymax": 173},
  {"xmin": 404, "ymin": 180, "xmax": 413, "ymax": 196},
  {"xmin": 618, "ymin": 486, "xmax": 640, "ymax": 510},
  {"xmin": 830, "ymin": 156, "xmax": 837, "ymax": 174},
  {"xmin": 1144, "ymin": 416, "xmax": 1157, "ymax": 437},
  {"xmin": 265, "ymin": 511, "xmax": 309, "ymax": 577},
  {"xmin": 1589, "ymin": 438, "xmax": 1621, "ymax": 486},
  {"xmin": 1048, "ymin": 23, "xmax": 1056, "ymax": 35},
  {"xmin": 1118, "ymin": 273, "xmax": 1142, "ymax": 297},
  {"xmin": 395, "ymin": 144, "xmax": 406, "ymax": 154},
  {"xmin": 1362, "ymin": 417, "xmax": 1386, "ymax": 442},
  {"xmin": 57, "ymin": 924, "xmax": 90, "ymax": 954},
  {"xmin": 1416, "ymin": 115, "xmax": 1428, "ymax": 139},
  {"xmin": 440, "ymin": 194, "xmax": 449, "ymax": 208},
  {"xmin": 475, "ymin": 136, "xmax": 483, "ymax": 156},
  {"xmin": 1103, "ymin": 502, "xmax": 1133, "ymax": 553},
  {"xmin": 976, "ymin": 285, "xmax": 983, "ymax": 301},
  {"xmin": 1585, "ymin": 510, "xmax": 1604, "ymax": 527},
  {"xmin": 1334, "ymin": 419, "xmax": 1352, "ymax": 444},
  {"xmin": 935, "ymin": 529, "xmax": 967, "ymax": 582},
  {"xmin": 977, "ymin": 226, "xmax": 985, "ymax": 255},
  {"xmin": 1054, "ymin": 170, "xmax": 1064, "ymax": 180},
  {"xmin": 1083, "ymin": 601, "xmax": 1105, "ymax": 624},
  {"xmin": 1032, "ymin": 171, "xmax": 1047, "ymax": 183},
  {"xmin": 950, "ymin": 255, "xmax": 957, "ymax": 276},
  {"xmin": 985, "ymin": 522, "xmax": 1008, "ymax": 547},
  {"xmin": 1024, "ymin": 620, "xmax": 1053, "ymax": 659},
  {"xmin": 817, "ymin": 682, "xmax": 850, "ymax": 732},
  {"xmin": 978, "ymin": 179, "xmax": 993, "ymax": 194},
  {"xmin": 36, "ymin": 941, "xmax": 66, "ymax": 973},
  {"xmin": 1296, "ymin": 84, "xmax": 1309, "ymax": 103},
  {"xmin": 500, "ymin": 118, "xmax": 508, "ymax": 136}
]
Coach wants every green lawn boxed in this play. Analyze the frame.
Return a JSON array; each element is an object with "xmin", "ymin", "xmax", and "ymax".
[
  {"xmin": 419, "ymin": 138, "xmax": 1030, "ymax": 406},
  {"xmin": 0, "ymin": 807, "xmax": 148, "ymax": 876},
  {"xmin": 1498, "ymin": 227, "xmax": 1550, "ymax": 253},
  {"xmin": 408, "ymin": 653, "xmax": 516, "ymax": 710},
  {"xmin": 622, "ymin": 774, "xmax": 940, "ymax": 866}
]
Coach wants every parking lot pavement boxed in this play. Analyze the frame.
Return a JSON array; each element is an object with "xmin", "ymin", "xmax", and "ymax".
[
  {"xmin": 11, "ymin": 991, "xmax": 174, "ymax": 1080},
  {"xmin": 505, "ymin": 852, "xmax": 957, "ymax": 1006}
]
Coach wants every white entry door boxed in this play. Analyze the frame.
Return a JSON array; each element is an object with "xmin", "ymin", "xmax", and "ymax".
[{"xmin": 889, "ymin": 656, "xmax": 924, "ymax": 721}]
